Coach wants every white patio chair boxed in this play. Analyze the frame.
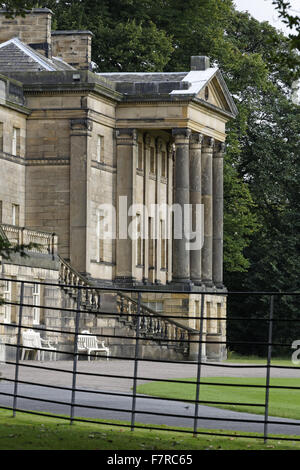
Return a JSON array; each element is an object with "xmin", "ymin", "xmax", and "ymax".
[
  {"xmin": 21, "ymin": 329, "xmax": 57, "ymax": 361},
  {"xmin": 78, "ymin": 330, "xmax": 110, "ymax": 361}
]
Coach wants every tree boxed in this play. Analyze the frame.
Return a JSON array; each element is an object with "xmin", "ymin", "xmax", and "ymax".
[
  {"xmin": 0, "ymin": 1, "xmax": 38, "ymax": 15},
  {"xmin": 46, "ymin": 0, "xmax": 174, "ymax": 72},
  {"xmin": 272, "ymin": 0, "xmax": 300, "ymax": 50}
]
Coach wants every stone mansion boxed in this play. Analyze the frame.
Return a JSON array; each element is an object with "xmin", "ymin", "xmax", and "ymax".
[{"xmin": 0, "ymin": 8, "xmax": 237, "ymax": 361}]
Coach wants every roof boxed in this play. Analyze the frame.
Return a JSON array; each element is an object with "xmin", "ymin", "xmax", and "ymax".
[
  {"xmin": 99, "ymin": 69, "xmax": 238, "ymax": 117},
  {"xmin": 52, "ymin": 30, "xmax": 93, "ymax": 36},
  {"xmin": 0, "ymin": 37, "xmax": 75, "ymax": 73}
]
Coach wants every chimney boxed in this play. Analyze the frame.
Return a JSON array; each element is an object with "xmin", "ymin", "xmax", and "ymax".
[
  {"xmin": 190, "ymin": 56, "xmax": 210, "ymax": 71},
  {"xmin": 51, "ymin": 30, "xmax": 93, "ymax": 71},
  {"xmin": 0, "ymin": 8, "xmax": 53, "ymax": 58}
]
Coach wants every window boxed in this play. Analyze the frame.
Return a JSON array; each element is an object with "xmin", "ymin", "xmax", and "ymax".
[
  {"xmin": 206, "ymin": 302, "xmax": 212, "ymax": 334},
  {"xmin": 12, "ymin": 204, "xmax": 19, "ymax": 226},
  {"xmin": 195, "ymin": 300, "xmax": 200, "ymax": 330},
  {"xmin": 3, "ymin": 280, "xmax": 11, "ymax": 324},
  {"xmin": 97, "ymin": 211, "xmax": 105, "ymax": 262},
  {"xmin": 160, "ymin": 219, "xmax": 167, "ymax": 269},
  {"xmin": 136, "ymin": 213, "xmax": 143, "ymax": 266},
  {"xmin": 148, "ymin": 217, "xmax": 155, "ymax": 268},
  {"xmin": 150, "ymin": 147, "xmax": 155, "ymax": 174},
  {"xmin": 12, "ymin": 127, "xmax": 20, "ymax": 156},
  {"xmin": 161, "ymin": 151, "xmax": 166, "ymax": 177},
  {"xmin": 0, "ymin": 123, "xmax": 3, "ymax": 152},
  {"xmin": 32, "ymin": 283, "xmax": 40, "ymax": 325},
  {"xmin": 144, "ymin": 302, "xmax": 163, "ymax": 312},
  {"xmin": 97, "ymin": 135, "xmax": 104, "ymax": 163},
  {"xmin": 217, "ymin": 303, "xmax": 222, "ymax": 334},
  {"xmin": 137, "ymin": 142, "xmax": 143, "ymax": 170}
]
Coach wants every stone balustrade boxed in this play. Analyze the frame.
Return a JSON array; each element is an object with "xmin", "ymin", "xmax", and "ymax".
[
  {"xmin": 1, "ymin": 223, "xmax": 57, "ymax": 255},
  {"xmin": 59, "ymin": 257, "xmax": 102, "ymax": 313},
  {"xmin": 117, "ymin": 292, "xmax": 192, "ymax": 355},
  {"xmin": 59, "ymin": 256, "xmax": 193, "ymax": 357}
]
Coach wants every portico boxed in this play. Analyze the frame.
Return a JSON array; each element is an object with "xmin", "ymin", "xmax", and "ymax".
[{"xmin": 106, "ymin": 56, "xmax": 236, "ymax": 290}]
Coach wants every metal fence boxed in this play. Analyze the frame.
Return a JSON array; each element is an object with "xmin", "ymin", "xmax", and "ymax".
[{"xmin": 0, "ymin": 277, "xmax": 300, "ymax": 445}]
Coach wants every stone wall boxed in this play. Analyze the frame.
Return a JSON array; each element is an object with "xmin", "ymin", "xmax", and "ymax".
[
  {"xmin": 51, "ymin": 31, "xmax": 92, "ymax": 70},
  {"xmin": 24, "ymin": 95, "xmax": 76, "ymax": 260},
  {"xmin": 0, "ymin": 99, "xmax": 27, "ymax": 226},
  {"xmin": 0, "ymin": 9, "xmax": 52, "ymax": 58},
  {"xmin": 141, "ymin": 291, "xmax": 227, "ymax": 361},
  {"xmin": 0, "ymin": 258, "xmax": 60, "ymax": 361}
]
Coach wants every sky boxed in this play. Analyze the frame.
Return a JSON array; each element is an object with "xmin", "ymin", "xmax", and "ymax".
[
  {"xmin": 234, "ymin": 0, "xmax": 300, "ymax": 36},
  {"xmin": 234, "ymin": 0, "xmax": 300, "ymax": 101}
]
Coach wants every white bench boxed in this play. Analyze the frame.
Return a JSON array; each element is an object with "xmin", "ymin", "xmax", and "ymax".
[
  {"xmin": 78, "ymin": 331, "xmax": 110, "ymax": 361},
  {"xmin": 21, "ymin": 329, "xmax": 57, "ymax": 361}
]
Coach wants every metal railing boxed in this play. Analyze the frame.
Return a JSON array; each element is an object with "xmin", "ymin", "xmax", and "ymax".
[{"xmin": 0, "ymin": 277, "xmax": 300, "ymax": 445}]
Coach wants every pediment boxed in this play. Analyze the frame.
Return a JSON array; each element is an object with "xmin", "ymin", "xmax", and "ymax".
[
  {"xmin": 170, "ymin": 69, "xmax": 237, "ymax": 117},
  {"xmin": 195, "ymin": 72, "xmax": 237, "ymax": 116}
]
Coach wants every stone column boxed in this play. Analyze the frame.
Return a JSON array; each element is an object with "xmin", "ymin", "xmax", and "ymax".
[
  {"xmin": 70, "ymin": 118, "xmax": 93, "ymax": 275},
  {"xmin": 189, "ymin": 132, "xmax": 203, "ymax": 285},
  {"xmin": 201, "ymin": 136, "xmax": 215, "ymax": 287},
  {"xmin": 172, "ymin": 128, "xmax": 191, "ymax": 284},
  {"xmin": 115, "ymin": 128, "xmax": 137, "ymax": 284},
  {"xmin": 167, "ymin": 142, "xmax": 174, "ymax": 283},
  {"xmin": 143, "ymin": 133, "xmax": 151, "ymax": 284},
  {"xmin": 155, "ymin": 137, "xmax": 163, "ymax": 283},
  {"xmin": 213, "ymin": 142, "xmax": 225, "ymax": 288}
]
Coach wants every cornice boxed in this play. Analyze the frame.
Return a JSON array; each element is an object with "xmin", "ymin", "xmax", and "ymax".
[
  {"xmin": 1, "ymin": 99, "xmax": 31, "ymax": 116},
  {"xmin": 26, "ymin": 157, "xmax": 70, "ymax": 166},
  {"xmin": 22, "ymin": 82, "xmax": 122, "ymax": 103},
  {"xmin": 192, "ymin": 96, "xmax": 236, "ymax": 120},
  {"xmin": 0, "ymin": 152, "xmax": 70, "ymax": 166},
  {"xmin": 118, "ymin": 99, "xmax": 190, "ymax": 107},
  {"xmin": 0, "ymin": 151, "xmax": 25, "ymax": 165},
  {"xmin": 91, "ymin": 160, "xmax": 116, "ymax": 174}
]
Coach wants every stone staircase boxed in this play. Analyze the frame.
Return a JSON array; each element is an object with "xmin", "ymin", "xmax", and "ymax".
[
  {"xmin": 0, "ymin": 225, "xmax": 195, "ymax": 361},
  {"xmin": 58, "ymin": 257, "xmax": 194, "ymax": 361}
]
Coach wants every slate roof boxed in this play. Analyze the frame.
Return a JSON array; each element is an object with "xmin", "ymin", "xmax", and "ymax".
[
  {"xmin": 99, "ymin": 72, "xmax": 187, "ymax": 94},
  {"xmin": 0, "ymin": 37, "xmax": 75, "ymax": 73},
  {"xmin": 99, "ymin": 69, "xmax": 238, "ymax": 117}
]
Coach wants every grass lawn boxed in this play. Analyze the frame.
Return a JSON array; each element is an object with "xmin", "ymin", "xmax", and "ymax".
[
  {"xmin": 224, "ymin": 352, "xmax": 299, "ymax": 367},
  {"xmin": 136, "ymin": 377, "xmax": 300, "ymax": 420},
  {"xmin": 0, "ymin": 409, "xmax": 300, "ymax": 450}
]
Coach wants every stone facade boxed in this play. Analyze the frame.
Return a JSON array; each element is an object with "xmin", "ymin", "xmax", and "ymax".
[{"xmin": 0, "ymin": 9, "xmax": 237, "ymax": 361}]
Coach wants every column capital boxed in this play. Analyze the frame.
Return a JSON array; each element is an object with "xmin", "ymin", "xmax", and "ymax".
[
  {"xmin": 167, "ymin": 142, "xmax": 174, "ymax": 155},
  {"xmin": 190, "ymin": 132, "xmax": 204, "ymax": 147},
  {"xmin": 116, "ymin": 128, "xmax": 138, "ymax": 143},
  {"xmin": 202, "ymin": 136, "xmax": 215, "ymax": 149},
  {"xmin": 172, "ymin": 128, "xmax": 191, "ymax": 141},
  {"xmin": 214, "ymin": 141, "xmax": 226, "ymax": 156},
  {"xmin": 70, "ymin": 118, "xmax": 93, "ymax": 133},
  {"xmin": 144, "ymin": 133, "xmax": 152, "ymax": 148},
  {"xmin": 156, "ymin": 137, "xmax": 164, "ymax": 152}
]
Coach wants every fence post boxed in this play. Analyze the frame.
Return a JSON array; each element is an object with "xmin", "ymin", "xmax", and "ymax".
[
  {"xmin": 70, "ymin": 287, "xmax": 81, "ymax": 425},
  {"xmin": 131, "ymin": 291, "xmax": 141, "ymax": 431},
  {"xmin": 193, "ymin": 293, "xmax": 205, "ymax": 436},
  {"xmin": 13, "ymin": 280, "xmax": 24, "ymax": 418},
  {"xmin": 264, "ymin": 294, "xmax": 274, "ymax": 443}
]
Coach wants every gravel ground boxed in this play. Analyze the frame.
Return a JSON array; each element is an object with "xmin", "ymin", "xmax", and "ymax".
[
  {"xmin": 0, "ymin": 359, "xmax": 299, "ymax": 436},
  {"xmin": 0, "ymin": 359, "xmax": 299, "ymax": 393}
]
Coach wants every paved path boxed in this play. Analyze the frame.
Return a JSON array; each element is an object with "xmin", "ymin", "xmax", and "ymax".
[
  {"xmin": 1, "ymin": 359, "xmax": 299, "ymax": 393},
  {"xmin": 0, "ymin": 360, "xmax": 299, "ymax": 436}
]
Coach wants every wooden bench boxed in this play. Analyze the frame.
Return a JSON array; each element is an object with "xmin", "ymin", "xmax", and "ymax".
[
  {"xmin": 21, "ymin": 329, "xmax": 57, "ymax": 361},
  {"xmin": 78, "ymin": 331, "xmax": 110, "ymax": 361}
]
